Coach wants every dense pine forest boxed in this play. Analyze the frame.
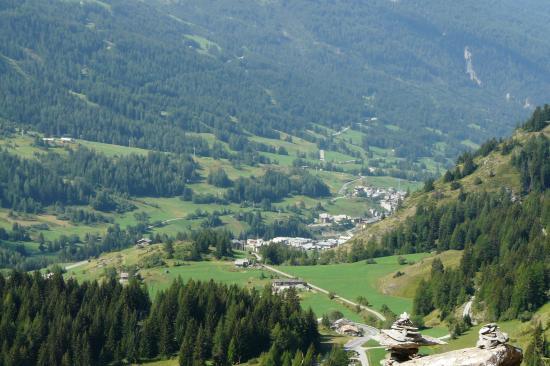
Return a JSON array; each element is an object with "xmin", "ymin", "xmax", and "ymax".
[
  {"xmin": 0, "ymin": 147, "xmax": 199, "ymax": 213},
  {"xmin": 0, "ymin": 272, "xmax": 319, "ymax": 366},
  {"xmin": 0, "ymin": 140, "xmax": 331, "ymax": 215},
  {"xmin": 2, "ymin": 0, "xmax": 549, "ymax": 163}
]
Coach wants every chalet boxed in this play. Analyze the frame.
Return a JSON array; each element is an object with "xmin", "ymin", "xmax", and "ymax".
[
  {"xmin": 59, "ymin": 137, "xmax": 75, "ymax": 143},
  {"xmin": 319, "ymin": 213, "xmax": 333, "ymax": 224},
  {"xmin": 333, "ymin": 214, "xmax": 351, "ymax": 223},
  {"xmin": 136, "ymin": 238, "xmax": 152, "ymax": 247},
  {"xmin": 331, "ymin": 318, "xmax": 363, "ymax": 337},
  {"xmin": 246, "ymin": 238, "xmax": 266, "ymax": 252},
  {"xmin": 272, "ymin": 279, "xmax": 308, "ymax": 293},
  {"xmin": 234, "ymin": 258, "xmax": 250, "ymax": 268}
]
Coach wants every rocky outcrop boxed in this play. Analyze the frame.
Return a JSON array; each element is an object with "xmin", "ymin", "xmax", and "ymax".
[
  {"xmin": 398, "ymin": 344, "xmax": 523, "ymax": 366},
  {"xmin": 476, "ymin": 323, "xmax": 509, "ymax": 349},
  {"xmin": 373, "ymin": 312, "xmax": 446, "ymax": 364},
  {"xmin": 375, "ymin": 318, "xmax": 522, "ymax": 366}
]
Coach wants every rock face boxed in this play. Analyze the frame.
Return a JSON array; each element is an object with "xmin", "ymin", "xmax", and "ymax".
[
  {"xmin": 398, "ymin": 344, "xmax": 523, "ymax": 366},
  {"xmin": 380, "ymin": 323, "xmax": 522, "ymax": 366}
]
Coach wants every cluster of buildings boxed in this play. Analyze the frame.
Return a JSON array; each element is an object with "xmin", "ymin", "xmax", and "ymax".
[
  {"xmin": 271, "ymin": 279, "xmax": 308, "ymax": 293},
  {"xmin": 245, "ymin": 235, "xmax": 352, "ymax": 252},
  {"xmin": 317, "ymin": 213, "xmax": 382, "ymax": 229},
  {"xmin": 317, "ymin": 213, "xmax": 365, "ymax": 225},
  {"xmin": 352, "ymin": 186, "xmax": 406, "ymax": 213},
  {"xmin": 41, "ymin": 136, "xmax": 76, "ymax": 145}
]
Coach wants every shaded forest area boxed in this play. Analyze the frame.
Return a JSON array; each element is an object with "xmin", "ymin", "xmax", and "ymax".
[{"xmin": 0, "ymin": 272, "xmax": 319, "ymax": 366}]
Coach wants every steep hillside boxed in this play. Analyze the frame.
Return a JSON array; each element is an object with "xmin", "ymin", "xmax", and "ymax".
[
  {"xmin": 350, "ymin": 118, "xmax": 549, "ymax": 249},
  {"xmin": 343, "ymin": 107, "xmax": 549, "ymax": 324},
  {"xmin": 1, "ymin": 0, "xmax": 550, "ymax": 163},
  {"xmin": 345, "ymin": 107, "xmax": 550, "ymax": 362}
]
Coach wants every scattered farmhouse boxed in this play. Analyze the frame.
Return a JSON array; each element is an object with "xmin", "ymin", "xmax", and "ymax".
[
  {"xmin": 234, "ymin": 258, "xmax": 250, "ymax": 268},
  {"xmin": 351, "ymin": 185, "xmax": 406, "ymax": 213},
  {"xmin": 41, "ymin": 136, "xmax": 76, "ymax": 145},
  {"xmin": 272, "ymin": 279, "xmax": 308, "ymax": 293},
  {"xmin": 135, "ymin": 237, "xmax": 152, "ymax": 248},
  {"xmin": 331, "ymin": 318, "xmax": 363, "ymax": 337},
  {"xmin": 246, "ymin": 238, "xmax": 266, "ymax": 252}
]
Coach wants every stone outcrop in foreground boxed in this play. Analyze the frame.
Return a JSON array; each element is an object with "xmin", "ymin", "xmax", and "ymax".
[
  {"xmin": 399, "ymin": 343, "xmax": 523, "ymax": 366},
  {"xmin": 375, "ymin": 314, "xmax": 522, "ymax": 366}
]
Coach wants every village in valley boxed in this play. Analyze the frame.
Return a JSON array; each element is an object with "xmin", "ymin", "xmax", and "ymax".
[{"xmin": 238, "ymin": 183, "xmax": 407, "ymax": 253}]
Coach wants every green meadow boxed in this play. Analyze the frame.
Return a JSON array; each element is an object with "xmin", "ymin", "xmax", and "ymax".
[{"xmin": 278, "ymin": 253, "xmax": 432, "ymax": 315}]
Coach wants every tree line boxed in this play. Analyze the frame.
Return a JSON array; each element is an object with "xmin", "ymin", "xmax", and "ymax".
[
  {"xmin": 0, "ymin": 146, "xmax": 199, "ymax": 213},
  {"xmin": 225, "ymin": 170, "xmax": 330, "ymax": 204},
  {"xmin": 0, "ymin": 272, "xmax": 320, "ymax": 366}
]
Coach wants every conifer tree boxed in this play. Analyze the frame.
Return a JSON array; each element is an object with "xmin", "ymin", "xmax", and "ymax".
[
  {"xmin": 291, "ymin": 350, "xmax": 304, "ymax": 366},
  {"xmin": 524, "ymin": 323, "xmax": 548, "ymax": 366},
  {"xmin": 303, "ymin": 344, "xmax": 315, "ymax": 366}
]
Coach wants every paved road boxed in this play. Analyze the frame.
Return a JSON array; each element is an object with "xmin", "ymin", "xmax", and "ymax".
[
  {"xmin": 336, "ymin": 176, "xmax": 364, "ymax": 197},
  {"xmin": 257, "ymin": 260, "xmax": 386, "ymax": 321},
  {"xmin": 344, "ymin": 322, "xmax": 379, "ymax": 366}
]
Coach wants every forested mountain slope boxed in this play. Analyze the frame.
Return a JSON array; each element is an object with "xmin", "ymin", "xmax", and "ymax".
[
  {"xmin": 1, "ymin": 0, "xmax": 549, "ymax": 161},
  {"xmin": 345, "ymin": 106, "xmax": 549, "ymax": 326},
  {"xmin": 349, "ymin": 106, "xmax": 550, "ymax": 251}
]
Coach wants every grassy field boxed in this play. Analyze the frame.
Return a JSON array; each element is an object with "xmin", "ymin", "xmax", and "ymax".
[
  {"xmin": 133, "ymin": 359, "xmax": 178, "ymax": 366},
  {"xmin": 278, "ymin": 253, "xmax": 432, "ymax": 315},
  {"xmin": 377, "ymin": 250, "xmax": 462, "ymax": 298},
  {"xmin": 70, "ymin": 250, "xmax": 438, "ymax": 316},
  {"xmin": 299, "ymin": 291, "xmax": 364, "ymax": 323},
  {"xmin": 66, "ymin": 247, "xmax": 271, "ymax": 295},
  {"xmin": 366, "ymin": 347, "xmax": 386, "ymax": 365},
  {"xmin": 66, "ymin": 245, "xmax": 372, "ymax": 321}
]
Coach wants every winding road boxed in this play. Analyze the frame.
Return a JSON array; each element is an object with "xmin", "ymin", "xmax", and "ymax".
[
  {"xmin": 344, "ymin": 323, "xmax": 379, "ymax": 366},
  {"xmin": 255, "ymin": 258, "xmax": 386, "ymax": 322}
]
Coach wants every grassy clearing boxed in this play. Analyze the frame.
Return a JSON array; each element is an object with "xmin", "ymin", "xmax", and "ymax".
[
  {"xmin": 142, "ymin": 260, "xmax": 270, "ymax": 297},
  {"xmin": 299, "ymin": 291, "xmax": 364, "ymax": 323},
  {"xmin": 66, "ymin": 244, "xmax": 363, "ymax": 321},
  {"xmin": 436, "ymin": 303, "xmax": 550, "ymax": 355},
  {"xmin": 362, "ymin": 176, "xmax": 421, "ymax": 191},
  {"xmin": 133, "ymin": 359, "xmax": 178, "ymax": 366},
  {"xmin": 337, "ymin": 129, "xmax": 365, "ymax": 146},
  {"xmin": 250, "ymin": 135, "xmax": 318, "ymax": 155},
  {"xmin": 0, "ymin": 135, "xmax": 47, "ymax": 159},
  {"xmin": 366, "ymin": 347, "xmax": 386, "ymax": 365},
  {"xmin": 66, "ymin": 245, "xmax": 271, "ymax": 297},
  {"xmin": 278, "ymin": 253, "xmax": 432, "ymax": 315},
  {"xmin": 377, "ymin": 250, "xmax": 462, "ymax": 298},
  {"xmin": 183, "ymin": 34, "xmax": 222, "ymax": 55},
  {"xmin": 325, "ymin": 198, "xmax": 375, "ymax": 217},
  {"xmin": 78, "ymin": 139, "xmax": 149, "ymax": 157}
]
